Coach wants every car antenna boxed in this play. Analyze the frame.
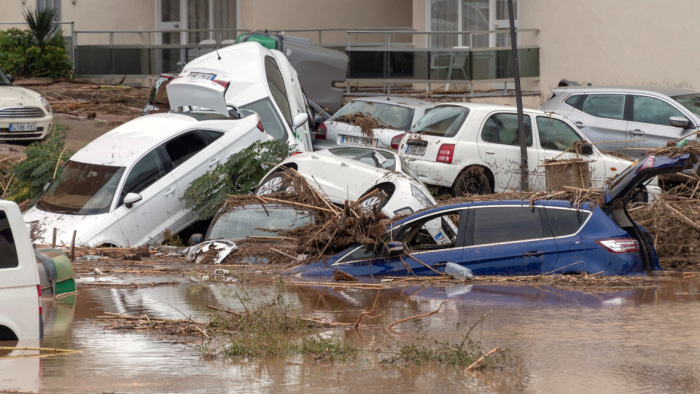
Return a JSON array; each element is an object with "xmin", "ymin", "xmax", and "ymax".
[{"xmin": 216, "ymin": 50, "xmax": 222, "ymax": 60}]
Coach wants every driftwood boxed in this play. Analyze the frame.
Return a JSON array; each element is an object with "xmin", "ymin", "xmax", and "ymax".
[
  {"xmin": 386, "ymin": 298, "xmax": 458, "ymax": 333},
  {"xmin": 465, "ymin": 347, "xmax": 501, "ymax": 372}
]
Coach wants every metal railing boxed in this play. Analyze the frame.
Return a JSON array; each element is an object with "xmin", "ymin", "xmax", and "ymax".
[{"xmin": 344, "ymin": 29, "xmax": 540, "ymax": 92}]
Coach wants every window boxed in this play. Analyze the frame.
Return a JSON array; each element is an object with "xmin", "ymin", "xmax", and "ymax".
[
  {"xmin": 121, "ymin": 150, "xmax": 167, "ymax": 204},
  {"xmin": 398, "ymin": 211, "xmax": 463, "ymax": 252},
  {"xmin": 0, "ymin": 211, "xmax": 18, "ymax": 269},
  {"xmin": 242, "ymin": 98, "xmax": 287, "ymax": 141},
  {"xmin": 329, "ymin": 147, "xmax": 397, "ymax": 171},
  {"xmin": 37, "ymin": 0, "xmax": 61, "ymax": 21},
  {"xmin": 164, "ymin": 131, "xmax": 208, "ymax": 168},
  {"xmin": 470, "ymin": 206, "xmax": 546, "ymax": 245},
  {"xmin": 200, "ymin": 129, "xmax": 223, "ymax": 141},
  {"xmin": 38, "ymin": 161, "xmax": 125, "ymax": 215},
  {"xmin": 673, "ymin": 94, "xmax": 700, "ymax": 117},
  {"xmin": 581, "ymin": 94, "xmax": 626, "ymax": 120},
  {"xmin": 536, "ymin": 116, "xmax": 583, "ymax": 151},
  {"xmin": 264, "ymin": 57, "xmax": 292, "ymax": 127},
  {"xmin": 430, "ymin": 0, "xmax": 513, "ymax": 48},
  {"xmin": 411, "ymin": 106, "xmax": 469, "ymax": 137},
  {"xmin": 632, "ymin": 96, "xmax": 685, "ymax": 126},
  {"xmin": 481, "ymin": 113, "xmax": 532, "ymax": 146},
  {"xmin": 564, "ymin": 94, "xmax": 582, "ymax": 108},
  {"xmin": 207, "ymin": 206, "xmax": 313, "ymax": 241},
  {"xmin": 545, "ymin": 208, "xmax": 590, "ymax": 237}
]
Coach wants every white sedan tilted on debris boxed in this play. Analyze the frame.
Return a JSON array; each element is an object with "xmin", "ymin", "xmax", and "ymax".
[
  {"xmin": 398, "ymin": 103, "xmax": 657, "ymax": 196},
  {"xmin": 255, "ymin": 146, "xmax": 436, "ymax": 217},
  {"xmin": 24, "ymin": 88, "xmax": 272, "ymax": 248}
]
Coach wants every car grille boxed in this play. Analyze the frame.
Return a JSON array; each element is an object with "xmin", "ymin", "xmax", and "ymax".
[
  {"xmin": 0, "ymin": 128, "xmax": 46, "ymax": 139},
  {"xmin": 0, "ymin": 107, "xmax": 46, "ymax": 119}
]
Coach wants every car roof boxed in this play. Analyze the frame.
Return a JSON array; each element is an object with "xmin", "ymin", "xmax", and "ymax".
[
  {"xmin": 353, "ymin": 96, "xmax": 436, "ymax": 108},
  {"xmin": 552, "ymin": 85, "xmax": 700, "ymax": 97},
  {"xmin": 69, "ymin": 113, "xmax": 200, "ymax": 167},
  {"xmin": 392, "ymin": 199, "xmax": 593, "ymax": 227}
]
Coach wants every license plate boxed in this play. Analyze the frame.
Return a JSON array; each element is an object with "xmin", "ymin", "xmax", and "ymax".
[
  {"xmin": 10, "ymin": 123, "xmax": 37, "ymax": 132},
  {"xmin": 405, "ymin": 144, "xmax": 426, "ymax": 156},
  {"xmin": 339, "ymin": 134, "xmax": 374, "ymax": 146},
  {"xmin": 188, "ymin": 72, "xmax": 216, "ymax": 80}
]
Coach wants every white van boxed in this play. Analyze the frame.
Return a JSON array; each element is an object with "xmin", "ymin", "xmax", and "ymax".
[{"xmin": 0, "ymin": 200, "xmax": 42, "ymax": 340}]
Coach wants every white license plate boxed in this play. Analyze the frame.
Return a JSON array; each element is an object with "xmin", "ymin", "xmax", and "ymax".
[
  {"xmin": 405, "ymin": 144, "xmax": 426, "ymax": 156},
  {"xmin": 188, "ymin": 72, "xmax": 216, "ymax": 80},
  {"xmin": 10, "ymin": 123, "xmax": 37, "ymax": 132},
  {"xmin": 339, "ymin": 134, "xmax": 374, "ymax": 146}
]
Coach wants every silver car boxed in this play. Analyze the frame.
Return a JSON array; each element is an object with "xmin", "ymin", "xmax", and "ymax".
[{"xmin": 539, "ymin": 86, "xmax": 700, "ymax": 156}]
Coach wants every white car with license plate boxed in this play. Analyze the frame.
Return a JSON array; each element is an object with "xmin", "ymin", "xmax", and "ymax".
[
  {"xmin": 399, "ymin": 103, "xmax": 651, "ymax": 197},
  {"xmin": 24, "ymin": 83, "xmax": 272, "ymax": 248},
  {"xmin": 255, "ymin": 146, "xmax": 436, "ymax": 218},
  {"xmin": 315, "ymin": 96, "xmax": 435, "ymax": 149},
  {"xmin": 177, "ymin": 42, "xmax": 312, "ymax": 152},
  {"xmin": 0, "ymin": 67, "xmax": 53, "ymax": 142}
]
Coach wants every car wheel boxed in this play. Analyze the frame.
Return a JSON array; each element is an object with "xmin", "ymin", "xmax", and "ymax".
[
  {"xmin": 255, "ymin": 171, "xmax": 293, "ymax": 196},
  {"xmin": 452, "ymin": 168, "xmax": 492, "ymax": 197},
  {"xmin": 358, "ymin": 187, "xmax": 390, "ymax": 213}
]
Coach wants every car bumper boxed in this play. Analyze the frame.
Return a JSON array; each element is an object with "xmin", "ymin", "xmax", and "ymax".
[
  {"xmin": 0, "ymin": 115, "xmax": 54, "ymax": 141},
  {"xmin": 404, "ymin": 159, "xmax": 461, "ymax": 188}
]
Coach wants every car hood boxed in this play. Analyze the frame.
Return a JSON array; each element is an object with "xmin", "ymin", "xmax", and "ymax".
[
  {"xmin": 605, "ymin": 154, "xmax": 693, "ymax": 207},
  {"xmin": 0, "ymin": 86, "xmax": 43, "ymax": 108},
  {"xmin": 166, "ymin": 71, "xmax": 231, "ymax": 116},
  {"xmin": 23, "ymin": 207, "xmax": 113, "ymax": 247}
]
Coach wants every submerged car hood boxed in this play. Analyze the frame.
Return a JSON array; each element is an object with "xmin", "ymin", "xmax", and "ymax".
[
  {"xmin": 605, "ymin": 154, "xmax": 693, "ymax": 207},
  {"xmin": 23, "ymin": 207, "xmax": 114, "ymax": 246},
  {"xmin": 0, "ymin": 86, "xmax": 43, "ymax": 108}
]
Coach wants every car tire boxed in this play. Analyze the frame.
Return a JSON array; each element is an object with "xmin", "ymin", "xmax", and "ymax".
[
  {"xmin": 451, "ymin": 168, "xmax": 492, "ymax": 197},
  {"xmin": 255, "ymin": 171, "xmax": 292, "ymax": 196},
  {"xmin": 358, "ymin": 186, "xmax": 391, "ymax": 213}
]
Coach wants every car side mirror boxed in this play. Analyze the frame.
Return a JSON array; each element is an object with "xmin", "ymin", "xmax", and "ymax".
[
  {"xmin": 124, "ymin": 192, "xmax": 143, "ymax": 208},
  {"xmin": 669, "ymin": 116, "xmax": 690, "ymax": 129},
  {"xmin": 383, "ymin": 241, "xmax": 405, "ymax": 256},
  {"xmin": 293, "ymin": 113, "xmax": 309, "ymax": 128},
  {"xmin": 7, "ymin": 75, "xmax": 14, "ymax": 84}
]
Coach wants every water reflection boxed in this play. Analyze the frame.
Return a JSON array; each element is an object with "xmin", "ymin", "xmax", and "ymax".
[{"xmin": 4, "ymin": 276, "xmax": 699, "ymax": 392}]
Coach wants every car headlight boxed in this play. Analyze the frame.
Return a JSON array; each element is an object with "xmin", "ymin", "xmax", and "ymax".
[
  {"xmin": 411, "ymin": 183, "xmax": 434, "ymax": 207},
  {"xmin": 40, "ymin": 96, "xmax": 52, "ymax": 114},
  {"xmin": 393, "ymin": 207, "xmax": 413, "ymax": 216}
]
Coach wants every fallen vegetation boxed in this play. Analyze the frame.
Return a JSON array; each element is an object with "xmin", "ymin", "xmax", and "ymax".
[{"xmin": 335, "ymin": 112, "xmax": 397, "ymax": 140}]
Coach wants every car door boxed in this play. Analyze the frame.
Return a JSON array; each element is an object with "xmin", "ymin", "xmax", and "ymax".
[
  {"xmin": 113, "ymin": 148, "xmax": 180, "ymax": 247},
  {"xmin": 330, "ymin": 209, "xmax": 467, "ymax": 276},
  {"xmin": 626, "ymin": 94, "xmax": 690, "ymax": 153},
  {"xmin": 163, "ymin": 129, "xmax": 227, "ymax": 231},
  {"xmin": 476, "ymin": 112, "xmax": 540, "ymax": 191},
  {"xmin": 461, "ymin": 205, "xmax": 559, "ymax": 275},
  {"xmin": 534, "ymin": 115, "xmax": 607, "ymax": 190},
  {"xmin": 566, "ymin": 94, "xmax": 628, "ymax": 152},
  {"xmin": 301, "ymin": 150, "xmax": 384, "ymax": 202},
  {"xmin": 543, "ymin": 206, "xmax": 592, "ymax": 273}
]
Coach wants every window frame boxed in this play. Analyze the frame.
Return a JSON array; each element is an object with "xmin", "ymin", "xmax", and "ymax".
[
  {"xmin": 464, "ymin": 205, "xmax": 552, "ymax": 247},
  {"xmin": 630, "ymin": 94, "xmax": 688, "ymax": 127},
  {"xmin": 480, "ymin": 112, "xmax": 533, "ymax": 147},
  {"xmin": 578, "ymin": 93, "xmax": 628, "ymax": 121}
]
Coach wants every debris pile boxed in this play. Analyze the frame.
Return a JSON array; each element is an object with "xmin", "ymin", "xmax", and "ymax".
[{"xmin": 335, "ymin": 112, "xmax": 397, "ymax": 140}]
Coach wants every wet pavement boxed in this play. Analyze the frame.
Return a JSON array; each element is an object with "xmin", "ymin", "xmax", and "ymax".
[{"xmin": 2, "ymin": 273, "xmax": 700, "ymax": 392}]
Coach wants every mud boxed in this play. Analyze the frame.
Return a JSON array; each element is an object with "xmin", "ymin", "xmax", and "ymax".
[{"xmin": 335, "ymin": 113, "xmax": 397, "ymax": 140}]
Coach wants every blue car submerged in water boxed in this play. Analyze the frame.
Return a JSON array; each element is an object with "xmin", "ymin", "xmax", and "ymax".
[{"xmin": 287, "ymin": 154, "xmax": 694, "ymax": 278}]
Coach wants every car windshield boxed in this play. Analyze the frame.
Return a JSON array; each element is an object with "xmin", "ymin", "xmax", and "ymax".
[
  {"xmin": 149, "ymin": 76, "xmax": 172, "ymax": 105},
  {"xmin": 328, "ymin": 147, "xmax": 397, "ymax": 171},
  {"xmin": 411, "ymin": 106, "xmax": 469, "ymax": 137},
  {"xmin": 0, "ymin": 68, "xmax": 10, "ymax": 85},
  {"xmin": 330, "ymin": 100, "xmax": 414, "ymax": 130},
  {"xmin": 38, "ymin": 161, "xmax": 125, "ymax": 215},
  {"xmin": 673, "ymin": 94, "xmax": 700, "ymax": 117},
  {"xmin": 241, "ymin": 98, "xmax": 287, "ymax": 141},
  {"xmin": 206, "ymin": 206, "xmax": 313, "ymax": 241}
]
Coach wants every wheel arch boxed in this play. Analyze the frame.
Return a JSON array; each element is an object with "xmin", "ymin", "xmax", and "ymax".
[{"xmin": 451, "ymin": 165, "xmax": 495, "ymax": 191}]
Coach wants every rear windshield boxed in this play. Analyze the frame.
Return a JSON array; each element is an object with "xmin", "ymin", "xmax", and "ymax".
[
  {"xmin": 331, "ymin": 100, "xmax": 414, "ymax": 130},
  {"xmin": 0, "ymin": 211, "xmax": 18, "ymax": 269},
  {"xmin": 206, "ymin": 206, "xmax": 313, "ymax": 241},
  {"xmin": 328, "ymin": 147, "xmax": 397, "ymax": 171},
  {"xmin": 673, "ymin": 94, "xmax": 700, "ymax": 117},
  {"xmin": 410, "ymin": 106, "xmax": 469, "ymax": 137},
  {"xmin": 0, "ymin": 68, "xmax": 10, "ymax": 86},
  {"xmin": 38, "ymin": 161, "xmax": 125, "ymax": 215}
]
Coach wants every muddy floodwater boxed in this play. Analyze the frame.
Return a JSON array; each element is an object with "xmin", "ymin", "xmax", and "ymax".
[{"xmin": 3, "ymin": 273, "xmax": 700, "ymax": 393}]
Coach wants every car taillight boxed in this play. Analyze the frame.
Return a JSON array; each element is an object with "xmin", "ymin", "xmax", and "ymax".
[
  {"xmin": 37, "ymin": 285, "xmax": 42, "ymax": 316},
  {"xmin": 436, "ymin": 144, "xmax": 455, "ymax": 164},
  {"xmin": 257, "ymin": 120, "xmax": 265, "ymax": 132},
  {"xmin": 316, "ymin": 123, "xmax": 327, "ymax": 140},
  {"xmin": 391, "ymin": 133, "xmax": 406, "ymax": 150},
  {"xmin": 596, "ymin": 238, "xmax": 639, "ymax": 253}
]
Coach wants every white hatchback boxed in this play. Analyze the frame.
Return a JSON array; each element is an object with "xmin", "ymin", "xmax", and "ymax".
[
  {"xmin": 255, "ymin": 146, "xmax": 436, "ymax": 218},
  {"xmin": 0, "ymin": 67, "xmax": 53, "ymax": 142},
  {"xmin": 24, "ymin": 107, "xmax": 271, "ymax": 248},
  {"xmin": 399, "ymin": 103, "xmax": 641, "ymax": 196}
]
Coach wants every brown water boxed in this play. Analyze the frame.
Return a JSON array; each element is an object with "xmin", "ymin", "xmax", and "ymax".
[{"xmin": 2, "ymin": 274, "xmax": 700, "ymax": 393}]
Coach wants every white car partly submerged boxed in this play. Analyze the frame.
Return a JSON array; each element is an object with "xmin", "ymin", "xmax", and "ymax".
[
  {"xmin": 255, "ymin": 146, "xmax": 436, "ymax": 218},
  {"xmin": 24, "ymin": 81, "xmax": 272, "ymax": 248}
]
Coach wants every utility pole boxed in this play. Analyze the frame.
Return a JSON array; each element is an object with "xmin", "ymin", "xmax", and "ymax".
[{"xmin": 508, "ymin": 0, "xmax": 527, "ymax": 191}]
